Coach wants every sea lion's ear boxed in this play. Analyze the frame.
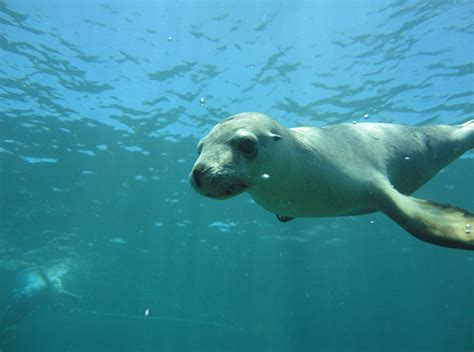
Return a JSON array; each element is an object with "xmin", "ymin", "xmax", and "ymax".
[{"xmin": 268, "ymin": 132, "xmax": 282, "ymax": 141}]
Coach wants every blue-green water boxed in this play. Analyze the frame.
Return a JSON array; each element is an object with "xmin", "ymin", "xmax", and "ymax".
[{"xmin": 0, "ymin": 1, "xmax": 473, "ymax": 351}]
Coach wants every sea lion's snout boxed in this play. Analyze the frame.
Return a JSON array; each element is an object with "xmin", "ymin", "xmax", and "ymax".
[
  {"xmin": 189, "ymin": 162, "xmax": 217, "ymax": 195},
  {"xmin": 190, "ymin": 164, "xmax": 203, "ymax": 189},
  {"xmin": 189, "ymin": 162, "xmax": 249, "ymax": 200}
]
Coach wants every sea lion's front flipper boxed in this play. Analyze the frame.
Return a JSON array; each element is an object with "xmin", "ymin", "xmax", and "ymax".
[
  {"xmin": 59, "ymin": 290, "xmax": 80, "ymax": 304},
  {"xmin": 276, "ymin": 214, "xmax": 295, "ymax": 222},
  {"xmin": 376, "ymin": 179, "xmax": 474, "ymax": 250}
]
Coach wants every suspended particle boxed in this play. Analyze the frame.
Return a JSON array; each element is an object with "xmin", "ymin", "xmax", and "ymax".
[
  {"xmin": 261, "ymin": 173, "xmax": 270, "ymax": 180},
  {"xmin": 200, "ymin": 97, "xmax": 205, "ymax": 106},
  {"xmin": 404, "ymin": 156, "xmax": 410, "ymax": 160},
  {"xmin": 144, "ymin": 309, "xmax": 150, "ymax": 316},
  {"xmin": 363, "ymin": 113, "xmax": 369, "ymax": 119},
  {"xmin": 168, "ymin": 36, "xmax": 172, "ymax": 42}
]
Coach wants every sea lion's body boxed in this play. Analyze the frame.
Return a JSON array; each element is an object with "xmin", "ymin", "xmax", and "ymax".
[
  {"xmin": 190, "ymin": 112, "xmax": 474, "ymax": 250},
  {"xmin": 0, "ymin": 268, "xmax": 54, "ymax": 335},
  {"xmin": 249, "ymin": 122, "xmax": 470, "ymax": 217}
]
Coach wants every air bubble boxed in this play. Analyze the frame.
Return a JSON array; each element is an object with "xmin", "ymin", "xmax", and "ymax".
[
  {"xmin": 168, "ymin": 36, "xmax": 172, "ymax": 42},
  {"xmin": 404, "ymin": 156, "xmax": 410, "ymax": 160},
  {"xmin": 200, "ymin": 97, "xmax": 205, "ymax": 107},
  {"xmin": 363, "ymin": 114, "xmax": 369, "ymax": 119},
  {"xmin": 261, "ymin": 173, "xmax": 270, "ymax": 180},
  {"xmin": 145, "ymin": 309, "xmax": 150, "ymax": 316}
]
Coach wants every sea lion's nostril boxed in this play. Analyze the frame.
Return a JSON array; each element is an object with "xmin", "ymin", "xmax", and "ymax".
[{"xmin": 192, "ymin": 168, "xmax": 202, "ymax": 188}]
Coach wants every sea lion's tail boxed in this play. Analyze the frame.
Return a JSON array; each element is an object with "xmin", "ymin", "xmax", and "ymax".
[{"xmin": 376, "ymin": 178, "xmax": 474, "ymax": 250}]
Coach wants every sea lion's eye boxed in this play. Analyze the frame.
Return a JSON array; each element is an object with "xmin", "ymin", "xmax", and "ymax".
[{"xmin": 237, "ymin": 137, "xmax": 257, "ymax": 158}]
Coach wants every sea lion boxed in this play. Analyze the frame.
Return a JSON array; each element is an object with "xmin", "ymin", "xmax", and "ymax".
[
  {"xmin": 1, "ymin": 267, "xmax": 79, "ymax": 338},
  {"xmin": 189, "ymin": 112, "xmax": 474, "ymax": 250}
]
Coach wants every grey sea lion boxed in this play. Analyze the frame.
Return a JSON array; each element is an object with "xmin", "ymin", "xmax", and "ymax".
[
  {"xmin": 1, "ymin": 267, "xmax": 79, "ymax": 339},
  {"xmin": 189, "ymin": 112, "xmax": 474, "ymax": 250}
]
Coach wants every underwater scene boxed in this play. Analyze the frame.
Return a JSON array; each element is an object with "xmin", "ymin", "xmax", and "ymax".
[{"xmin": 0, "ymin": 0, "xmax": 473, "ymax": 351}]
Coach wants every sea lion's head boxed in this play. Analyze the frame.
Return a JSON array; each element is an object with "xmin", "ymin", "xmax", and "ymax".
[{"xmin": 189, "ymin": 112, "xmax": 285, "ymax": 199}]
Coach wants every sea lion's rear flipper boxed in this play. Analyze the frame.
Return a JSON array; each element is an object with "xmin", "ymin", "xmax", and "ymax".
[{"xmin": 376, "ymin": 179, "xmax": 474, "ymax": 250}]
